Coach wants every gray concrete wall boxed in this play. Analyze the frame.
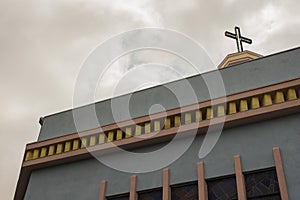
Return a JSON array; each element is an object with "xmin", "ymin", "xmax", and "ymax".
[
  {"xmin": 25, "ymin": 113, "xmax": 300, "ymax": 199},
  {"xmin": 38, "ymin": 47, "xmax": 300, "ymax": 141}
]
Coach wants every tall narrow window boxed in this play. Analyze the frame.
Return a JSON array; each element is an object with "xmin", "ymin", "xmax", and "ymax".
[
  {"xmin": 107, "ymin": 193, "xmax": 129, "ymax": 200},
  {"xmin": 171, "ymin": 181, "xmax": 198, "ymax": 200},
  {"xmin": 245, "ymin": 168, "xmax": 281, "ymax": 199},
  {"xmin": 138, "ymin": 188, "xmax": 162, "ymax": 200},
  {"xmin": 207, "ymin": 175, "xmax": 238, "ymax": 200}
]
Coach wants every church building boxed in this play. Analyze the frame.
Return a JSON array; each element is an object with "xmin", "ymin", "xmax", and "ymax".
[{"xmin": 15, "ymin": 28, "xmax": 300, "ymax": 200}]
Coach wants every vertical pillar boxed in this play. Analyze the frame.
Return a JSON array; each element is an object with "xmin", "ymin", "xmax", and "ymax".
[
  {"xmin": 273, "ymin": 147, "xmax": 289, "ymax": 200},
  {"xmin": 234, "ymin": 155, "xmax": 247, "ymax": 200},
  {"xmin": 130, "ymin": 175, "xmax": 138, "ymax": 200},
  {"xmin": 163, "ymin": 168, "xmax": 171, "ymax": 200},
  {"xmin": 98, "ymin": 180, "xmax": 107, "ymax": 200},
  {"xmin": 197, "ymin": 162, "xmax": 208, "ymax": 200}
]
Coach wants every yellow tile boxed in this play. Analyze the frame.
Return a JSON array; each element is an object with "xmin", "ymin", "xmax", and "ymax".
[
  {"xmin": 275, "ymin": 91, "xmax": 285, "ymax": 103},
  {"xmin": 185, "ymin": 113, "xmax": 192, "ymax": 124},
  {"xmin": 32, "ymin": 149, "xmax": 40, "ymax": 159},
  {"xmin": 116, "ymin": 130, "xmax": 123, "ymax": 140},
  {"xmin": 195, "ymin": 110, "xmax": 202, "ymax": 121},
  {"xmin": 108, "ymin": 131, "xmax": 114, "ymax": 142},
  {"xmin": 72, "ymin": 139, "xmax": 80, "ymax": 150},
  {"xmin": 40, "ymin": 147, "xmax": 47, "ymax": 157},
  {"xmin": 262, "ymin": 94, "xmax": 272, "ymax": 106},
  {"xmin": 164, "ymin": 118, "xmax": 171, "ymax": 129},
  {"xmin": 287, "ymin": 88, "xmax": 297, "ymax": 100},
  {"xmin": 48, "ymin": 145, "xmax": 55, "ymax": 156},
  {"xmin": 89, "ymin": 136, "xmax": 96, "ymax": 146},
  {"xmin": 125, "ymin": 127, "xmax": 132, "ymax": 138},
  {"xmin": 206, "ymin": 108, "xmax": 213, "ymax": 119},
  {"xmin": 99, "ymin": 133, "xmax": 105, "ymax": 144},
  {"xmin": 154, "ymin": 121, "xmax": 161, "ymax": 131},
  {"xmin": 81, "ymin": 138, "xmax": 87, "ymax": 148},
  {"xmin": 228, "ymin": 102, "xmax": 237, "ymax": 114},
  {"xmin": 145, "ymin": 122, "xmax": 151, "ymax": 133},
  {"xmin": 174, "ymin": 115, "xmax": 181, "ymax": 126},
  {"xmin": 64, "ymin": 141, "xmax": 71, "ymax": 152},
  {"xmin": 25, "ymin": 151, "xmax": 33, "ymax": 161},
  {"xmin": 251, "ymin": 97, "xmax": 260, "ymax": 109},
  {"xmin": 217, "ymin": 105, "xmax": 225, "ymax": 117},
  {"xmin": 56, "ymin": 143, "xmax": 63, "ymax": 153},
  {"xmin": 135, "ymin": 125, "xmax": 142, "ymax": 136},
  {"xmin": 239, "ymin": 100, "xmax": 248, "ymax": 112}
]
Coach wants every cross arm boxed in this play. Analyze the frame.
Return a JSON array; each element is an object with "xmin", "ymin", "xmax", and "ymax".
[
  {"xmin": 240, "ymin": 36, "xmax": 252, "ymax": 44},
  {"xmin": 225, "ymin": 31, "xmax": 237, "ymax": 39}
]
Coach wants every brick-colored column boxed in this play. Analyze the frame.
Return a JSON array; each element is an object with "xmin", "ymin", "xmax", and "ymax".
[
  {"xmin": 273, "ymin": 147, "xmax": 289, "ymax": 200},
  {"xmin": 130, "ymin": 175, "xmax": 138, "ymax": 200},
  {"xmin": 98, "ymin": 180, "xmax": 107, "ymax": 200},
  {"xmin": 197, "ymin": 162, "xmax": 208, "ymax": 200},
  {"xmin": 234, "ymin": 155, "xmax": 247, "ymax": 200},
  {"xmin": 163, "ymin": 168, "xmax": 171, "ymax": 200}
]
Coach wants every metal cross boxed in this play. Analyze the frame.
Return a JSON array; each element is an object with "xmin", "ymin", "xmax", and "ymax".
[{"xmin": 225, "ymin": 26, "xmax": 252, "ymax": 52}]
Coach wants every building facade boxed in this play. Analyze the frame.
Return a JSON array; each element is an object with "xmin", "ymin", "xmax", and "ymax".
[{"xmin": 15, "ymin": 47, "xmax": 300, "ymax": 200}]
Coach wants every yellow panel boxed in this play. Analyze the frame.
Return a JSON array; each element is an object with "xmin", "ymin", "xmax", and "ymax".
[
  {"xmin": 185, "ymin": 113, "xmax": 192, "ymax": 124},
  {"xmin": 116, "ymin": 130, "xmax": 123, "ymax": 140},
  {"xmin": 262, "ymin": 94, "xmax": 272, "ymax": 106},
  {"xmin": 287, "ymin": 88, "xmax": 297, "ymax": 100},
  {"xmin": 174, "ymin": 115, "xmax": 181, "ymax": 126},
  {"xmin": 217, "ymin": 105, "xmax": 225, "ymax": 117},
  {"xmin": 125, "ymin": 127, "xmax": 132, "ymax": 138},
  {"xmin": 108, "ymin": 131, "xmax": 114, "ymax": 142},
  {"xmin": 228, "ymin": 102, "xmax": 237, "ymax": 114},
  {"xmin": 64, "ymin": 141, "xmax": 71, "ymax": 152},
  {"xmin": 251, "ymin": 97, "xmax": 260, "ymax": 109},
  {"xmin": 164, "ymin": 118, "xmax": 171, "ymax": 129},
  {"xmin": 99, "ymin": 133, "xmax": 105, "ymax": 144},
  {"xmin": 206, "ymin": 108, "xmax": 213, "ymax": 119},
  {"xmin": 72, "ymin": 139, "xmax": 80, "ymax": 150},
  {"xmin": 239, "ymin": 100, "xmax": 248, "ymax": 112},
  {"xmin": 145, "ymin": 122, "xmax": 151, "ymax": 133},
  {"xmin": 275, "ymin": 91, "xmax": 285, "ymax": 103},
  {"xmin": 81, "ymin": 138, "xmax": 87, "ymax": 148},
  {"xmin": 48, "ymin": 145, "xmax": 55, "ymax": 156},
  {"xmin": 89, "ymin": 136, "xmax": 96, "ymax": 146},
  {"xmin": 56, "ymin": 143, "xmax": 63, "ymax": 154},
  {"xmin": 154, "ymin": 121, "xmax": 161, "ymax": 131},
  {"xmin": 25, "ymin": 151, "xmax": 33, "ymax": 161},
  {"xmin": 40, "ymin": 147, "xmax": 47, "ymax": 157},
  {"xmin": 32, "ymin": 149, "xmax": 39, "ymax": 159},
  {"xmin": 135, "ymin": 125, "xmax": 142, "ymax": 136},
  {"xmin": 195, "ymin": 110, "xmax": 202, "ymax": 121}
]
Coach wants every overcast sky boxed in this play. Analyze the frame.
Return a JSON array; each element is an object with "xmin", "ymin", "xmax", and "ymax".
[{"xmin": 1, "ymin": 0, "xmax": 300, "ymax": 199}]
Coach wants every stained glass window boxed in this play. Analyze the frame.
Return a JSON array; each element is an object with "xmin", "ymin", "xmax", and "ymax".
[
  {"xmin": 138, "ymin": 188, "xmax": 162, "ymax": 200},
  {"xmin": 171, "ymin": 182, "xmax": 198, "ymax": 200},
  {"xmin": 207, "ymin": 175, "xmax": 238, "ymax": 200},
  {"xmin": 107, "ymin": 194, "xmax": 129, "ymax": 200},
  {"xmin": 245, "ymin": 169, "xmax": 281, "ymax": 199}
]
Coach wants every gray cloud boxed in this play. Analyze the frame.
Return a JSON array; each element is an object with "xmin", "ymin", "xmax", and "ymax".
[{"xmin": 0, "ymin": 0, "xmax": 299, "ymax": 199}]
